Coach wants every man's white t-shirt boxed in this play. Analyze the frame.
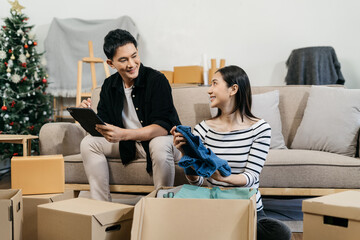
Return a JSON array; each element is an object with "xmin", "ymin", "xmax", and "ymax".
[{"xmin": 122, "ymin": 84, "xmax": 142, "ymax": 129}]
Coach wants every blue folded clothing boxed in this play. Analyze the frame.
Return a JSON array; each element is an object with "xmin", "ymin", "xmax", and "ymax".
[{"xmin": 176, "ymin": 125, "xmax": 231, "ymax": 178}]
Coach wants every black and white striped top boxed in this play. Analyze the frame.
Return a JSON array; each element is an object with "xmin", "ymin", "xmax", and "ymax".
[{"xmin": 188, "ymin": 119, "xmax": 271, "ymax": 211}]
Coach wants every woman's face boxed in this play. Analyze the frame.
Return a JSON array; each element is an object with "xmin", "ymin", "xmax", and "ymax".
[{"xmin": 208, "ymin": 72, "xmax": 235, "ymax": 110}]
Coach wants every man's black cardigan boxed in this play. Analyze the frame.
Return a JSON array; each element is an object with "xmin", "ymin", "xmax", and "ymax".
[{"xmin": 96, "ymin": 63, "xmax": 181, "ymax": 173}]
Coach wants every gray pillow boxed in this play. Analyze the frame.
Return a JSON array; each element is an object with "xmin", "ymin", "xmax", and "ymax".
[
  {"xmin": 291, "ymin": 86, "xmax": 360, "ymax": 157},
  {"xmin": 210, "ymin": 90, "xmax": 287, "ymax": 149}
]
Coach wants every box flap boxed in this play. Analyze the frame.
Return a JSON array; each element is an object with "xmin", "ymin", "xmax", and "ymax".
[
  {"xmin": 93, "ymin": 204, "xmax": 134, "ymax": 226},
  {"xmin": 303, "ymin": 190, "xmax": 360, "ymax": 221},
  {"xmin": 0, "ymin": 189, "xmax": 20, "ymax": 200},
  {"xmin": 11, "ymin": 189, "xmax": 23, "ymax": 240}
]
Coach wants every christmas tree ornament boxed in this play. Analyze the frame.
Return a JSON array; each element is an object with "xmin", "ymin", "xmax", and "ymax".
[
  {"xmin": 42, "ymin": 78, "xmax": 47, "ymax": 83},
  {"xmin": 6, "ymin": 67, "xmax": 11, "ymax": 73},
  {"xmin": 19, "ymin": 53, "xmax": 26, "ymax": 62},
  {"xmin": 0, "ymin": 50, "xmax": 6, "ymax": 59},
  {"xmin": 8, "ymin": 49, "xmax": 12, "ymax": 53},
  {"xmin": 21, "ymin": 62, "xmax": 26, "ymax": 67},
  {"xmin": 28, "ymin": 40, "xmax": 32, "ymax": 45},
  {"xmin": 33, "ymin": 41, "xmax": 37, "ymax": 46},
  {"xmin": 11, "ymin": 74, "xmax": 21, "ymax": 83},
  {"xmin": 25, "ymin": 51, "xmax": 30, "ymax": 57},
  {"xmin": 1, "ymin": 105, "xmax": 7, "ymax": 111},
  {"xmin": 10, "ymin": 54, "xmax": 15, "ymax": 60},
  {"xmin": 22, "ymin": 36, "xmax": 25, "ymax": 42},
  {"xmin": 24, "ymin": 44, "xmax": 28, "ymax": 49},
  {"xmin": 8, "ymin": 0, "xmax": 25, "ymax": 14}
]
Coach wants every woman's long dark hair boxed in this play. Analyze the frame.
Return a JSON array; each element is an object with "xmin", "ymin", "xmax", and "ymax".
[{"xmin": 214, "ymin": 65, "xmax": 257, "ymax": 121}]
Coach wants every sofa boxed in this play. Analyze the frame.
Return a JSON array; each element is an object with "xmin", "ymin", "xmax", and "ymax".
[{"xmin": 39, "ymin": 85, "xmax": 360, "ymax": 195}]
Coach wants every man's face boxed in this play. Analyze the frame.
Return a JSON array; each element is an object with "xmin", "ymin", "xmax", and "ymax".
[{"xmin": 107, "ymin": 43, "xmax": 140, "ymax": 82}]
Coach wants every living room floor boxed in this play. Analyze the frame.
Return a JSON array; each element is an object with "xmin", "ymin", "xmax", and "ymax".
[{"xmin": 0, "ymin": 171, "xmax": 303, "ymax": 240}]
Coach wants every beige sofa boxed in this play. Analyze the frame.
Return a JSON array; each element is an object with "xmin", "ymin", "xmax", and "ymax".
[{"xmin": 39, "ymin": 85, "xmax": 360, "ymax": 195}]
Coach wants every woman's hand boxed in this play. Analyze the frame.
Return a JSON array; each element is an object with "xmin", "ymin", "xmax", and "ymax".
[
  {"xmin": 170, "ymin": 126, "xmax": 186, "ymax": 154},
  {"xmin": 211, "ymin": 170, "xmax": 227, "ymax": 182}
]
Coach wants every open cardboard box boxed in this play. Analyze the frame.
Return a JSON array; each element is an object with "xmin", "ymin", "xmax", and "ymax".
[
  {"xmin": 23, "ymin": 190, "xmax": 75, "ymax": 240},
  {"xmin": 38, "ymin": 197, "xmax": 134, "ymax": 240},
  {"xmin": 0, "ymin": 189, "xmax": 23, "ymax": 240},
  {"xmin": 131, "ymin": 187, "xmax": 257, "ymax": 240},
  {"xmin": 302, "ymin": 190, "xmax": 360, "ymax": 240}
]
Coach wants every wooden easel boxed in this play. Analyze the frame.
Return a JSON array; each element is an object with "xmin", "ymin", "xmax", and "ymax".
[{"xmin": 76, "ymin": 41, "xmax": 110, "ymax": 107}]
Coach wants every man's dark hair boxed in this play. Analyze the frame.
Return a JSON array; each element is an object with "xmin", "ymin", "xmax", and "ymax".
[
  {"xmin": 103, "ymin": 29, "xmax": 137, "ymax": 60},
  {"xmin": 215, "ymin": 65, "xmax": 257, "ymax": 122}
]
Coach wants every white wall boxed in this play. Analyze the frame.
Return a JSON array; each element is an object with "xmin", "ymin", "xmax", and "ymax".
[{"xmin": 1, "ymin": 0, "xmax": 359, "ymax": 88}]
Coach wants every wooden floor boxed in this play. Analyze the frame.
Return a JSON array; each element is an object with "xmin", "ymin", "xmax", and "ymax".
[
  {"xmin": 292, "ymin": 233, "xmax": 303, "ymax": 240},
  {"xmin": 0, "ymin": 173, "xmax": 303, "ymax": 239}
]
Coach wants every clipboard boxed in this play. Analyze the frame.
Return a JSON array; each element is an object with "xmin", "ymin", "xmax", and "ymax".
[{"xmin": 67, "ymin": 107, "xmax": 105, "ymax": 137}]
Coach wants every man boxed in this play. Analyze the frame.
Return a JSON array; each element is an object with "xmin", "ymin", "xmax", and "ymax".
[{"xmin": 79, "ymin": 29, "xmax": 181, "ymax": 201}]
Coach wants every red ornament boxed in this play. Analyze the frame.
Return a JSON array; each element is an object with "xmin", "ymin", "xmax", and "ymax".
[
  {"xmin": 9, "ymin": 122, "xmax": 14, "ymax": 126},
  {"xmin": 11, "ymin": 101, "xmax": 16, "ymax": 107},
  {"xmin": 2, "ymin": 26, "xmax": 6, "ymax": 29},
  {"xmin": 42, "ymin": 78, "xmax": 47, "ymax": 83},
  {"xmin": 13, "ymin": 153, "xmax": 19, "ymax": 156},
  {"xmin": 24, "ymin": 44, "xmax": 28, "ymax": 49},
  {"xmin": 8, "ymin": 49, "xmax": 12, "ymax": 53},
  {"xmin": 1, "ymin": 105, "xmax": 7, "ymax": 111},
  {"xmin": 34, "ymin": 42, "xmax": 37, "ymax": 46},
  {"xmin": 4, "ymin": 62, "xmax": 8, "ymax": 66},
  {"xmin": 21, "ymin": 77, "xmax": 27, "ymax": 82},
  {"xmin": 22, "ymin": 63, "xmax": 27, "ymax": 68}
]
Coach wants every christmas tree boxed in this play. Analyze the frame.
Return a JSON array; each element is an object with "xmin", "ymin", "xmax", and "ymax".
[{"xmin": 0, "ymin": 0, "xmax": 53, "ymax": 164}]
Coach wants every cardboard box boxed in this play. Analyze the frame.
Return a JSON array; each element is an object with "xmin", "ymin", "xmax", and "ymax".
[
  {"xmin": 173, "ymin": 65, "xmax": 203, "ymax": 84},
  {"xmin": 38, "ymin": 198, "xmax": 134, "ymax": 240},
  {"xmin": 131, "ymin": 188, "xmax": 257, "ymax": 240},
  {"xmin": 160, "ymin": 70, "xmax": 174, "ymax": 83},
  {"xmin": 11, "ymin": 154, "xmax": 64, "ymax": 195},
  {"xmin": 0, "ymin": 189, "xmax": 23, "ymax": 240},
  {"xmin": 23, "ymin": 190, "xmax": 75, "ymax": 240},
  {"xmin": 302, "ymin": 190, "xmax": 360, "ymax": 240}
]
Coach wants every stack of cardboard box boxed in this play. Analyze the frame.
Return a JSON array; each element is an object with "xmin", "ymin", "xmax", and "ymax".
[{"xmin": 7, "ymin": 154, "xmax": 258, "ymax": 239}]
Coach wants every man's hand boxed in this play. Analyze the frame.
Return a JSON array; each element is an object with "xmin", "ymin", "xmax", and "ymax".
[
  {"xmin": 79, "ymin": 98, "xmax": 92, "ymax": 108},
  {"xmin": 95, "ymin": 123, "xmax": 127, "ymax": 143}
]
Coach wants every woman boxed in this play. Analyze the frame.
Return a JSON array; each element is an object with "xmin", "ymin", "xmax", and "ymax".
[{"xmin": 171, "ymin": 65, "xmax": 291, "ymax": 240}]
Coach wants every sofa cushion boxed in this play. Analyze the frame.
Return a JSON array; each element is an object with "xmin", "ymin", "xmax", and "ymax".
[
  {"xmin": 64, "ymin": 154, "xmax": 188, "ymax": 185},
  {"xmin": 252, "ymin": 90, "xmax": 286, "ymax": 149},
  {"xmin": 260, "ymin": 149, "xmax": 360, "ymax": 188},
  {"xmin": 210, "ymin": 90, "xmax": 286, "ymax": 149},
  {"xmin": 291, "ymin": 86, "xmax": 360, "ymax": 157}
]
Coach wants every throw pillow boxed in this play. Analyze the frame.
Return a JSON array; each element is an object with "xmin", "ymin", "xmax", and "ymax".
[
  {"xmin": 210, "ymin": 90, "xmax": 287, "ymax": 149},
  {"xmin": 291, "ymin": 86, "xmax": 360, "ymax": 157}
]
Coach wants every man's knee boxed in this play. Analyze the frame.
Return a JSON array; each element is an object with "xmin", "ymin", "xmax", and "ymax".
[{"xmin": 149, "ymin": 135, "xmax": 173, "ymax": 155}]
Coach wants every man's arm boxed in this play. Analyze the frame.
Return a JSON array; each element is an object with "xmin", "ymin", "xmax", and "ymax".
[{"xmin": 95, "ymin": 123, "xmax": 167, "ymax": 143}]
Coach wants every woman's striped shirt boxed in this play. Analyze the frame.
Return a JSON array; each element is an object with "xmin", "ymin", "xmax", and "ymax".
[{"xmin": 188, "ymin": 119, "xmax": 271, "ymax": 211}]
